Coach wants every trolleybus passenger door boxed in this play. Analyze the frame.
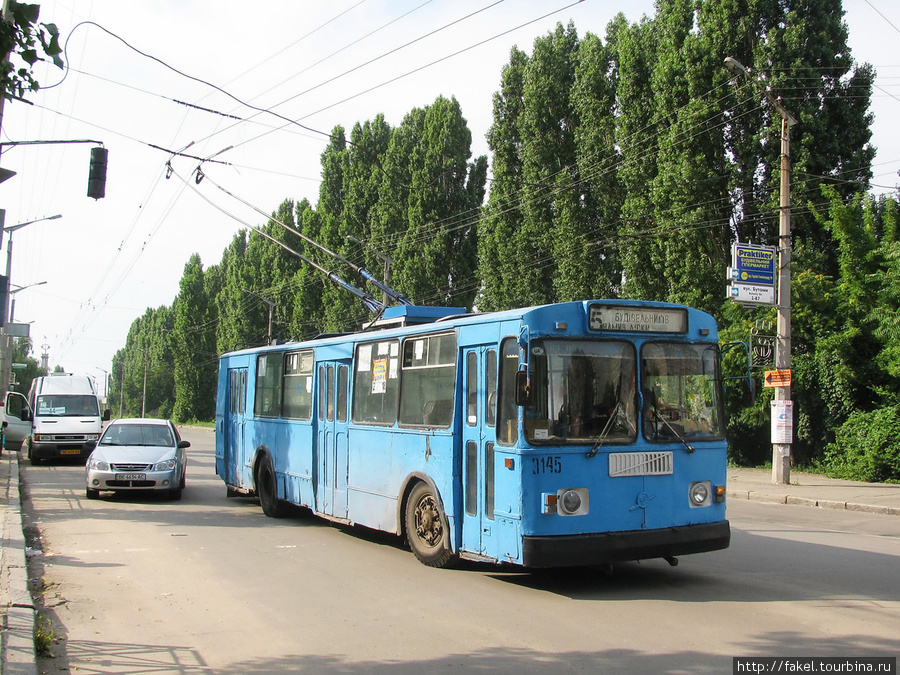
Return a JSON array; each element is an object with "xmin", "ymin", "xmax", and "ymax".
[
  {"xmin": 461, "ymin": 347, "xmax": 497, "ymax": 557},
  {"xmin": 316, "ymin": 361, "xmax": 350, "ymax": 519},
  {"xmin": 225, "ymin": 368, "xmax": 247, "ymax": 489}
]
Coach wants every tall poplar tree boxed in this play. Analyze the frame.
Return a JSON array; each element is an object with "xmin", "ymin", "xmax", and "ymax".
[
  {"xmin": 172, "ymin": 254, "xmax": 217, "ymax": 422},
  {"xmin": 377, "ymin": 96, "xmax": 486, "ymax": 308}
]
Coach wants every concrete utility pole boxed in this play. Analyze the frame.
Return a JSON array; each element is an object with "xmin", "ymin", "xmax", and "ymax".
[{"xmin": 725, "ymin": 57, "xmax": 797, "ymax": 485}]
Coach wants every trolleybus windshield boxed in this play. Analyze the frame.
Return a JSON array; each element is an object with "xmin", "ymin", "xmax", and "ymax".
[
  {"xmin": 525, "ymin": 339, "xmax": 638, "ymax": 445},
  {"xmin": 641, "ymin": 342, "xmax": 724, "ymax": 442}
]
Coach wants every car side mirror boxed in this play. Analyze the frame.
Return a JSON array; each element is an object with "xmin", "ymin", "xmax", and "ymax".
[
  {"xmin": 177, "ymin": 440, "xmax": 191, "ymax": 449},
  {"xmin": 82, "ymin": 440, "xmax": 97, "ymax": 452}
]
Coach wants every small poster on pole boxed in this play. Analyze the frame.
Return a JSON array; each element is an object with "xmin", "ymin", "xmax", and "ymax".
[{"xmin": 771, "ymin": 400, "xmax": 793, "ymax": 444}]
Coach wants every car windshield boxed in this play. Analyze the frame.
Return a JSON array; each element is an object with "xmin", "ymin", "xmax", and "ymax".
[
  {"xmin": 100, "ymin": 424, "xmax": 174, "ymax": 447},
  {"xmin": 36, "ymin": 394, "xmax": 100, "ymax": 417}
]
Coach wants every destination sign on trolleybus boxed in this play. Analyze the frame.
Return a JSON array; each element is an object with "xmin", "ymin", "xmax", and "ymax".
[{"xmin": 589, "ymin": 305, "xmax": 688, "ymax": 333}]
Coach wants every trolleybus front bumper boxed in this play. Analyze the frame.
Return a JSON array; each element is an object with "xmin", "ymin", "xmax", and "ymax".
[{"xmin": 522, "ymin": 520, "xmax": 730, "ymax": 568}]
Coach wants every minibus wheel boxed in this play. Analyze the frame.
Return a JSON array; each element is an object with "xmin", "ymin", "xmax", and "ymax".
[{"xmin": 405, "ymin": 482, "xmax": 456, "ymax": 568}]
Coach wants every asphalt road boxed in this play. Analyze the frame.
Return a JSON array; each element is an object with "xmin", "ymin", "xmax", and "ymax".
[{"xmin": 20, "ymin": 427, "xmax": 900, "ymax": 674}]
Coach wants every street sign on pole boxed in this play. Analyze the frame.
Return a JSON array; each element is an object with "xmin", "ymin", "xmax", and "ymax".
[
  {"xmin": 732, "ymin": 243, "xmax": 777, "ymax": 285},
  {"xmin": 728, "ymin": 282, "xmax": 776, "ymax": 305},
  {"xmin": 764, "ymin": 369, "xmax": 792, "ymax": 387}
]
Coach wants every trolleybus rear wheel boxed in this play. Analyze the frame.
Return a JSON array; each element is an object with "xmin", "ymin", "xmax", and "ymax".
[
  {"xmin": 405, "ymin": 481, "xmax": 456, "ymax": 568},
  {"xmin": 257, "ymin": 453, "xmax": 287, "ymax": 518}
]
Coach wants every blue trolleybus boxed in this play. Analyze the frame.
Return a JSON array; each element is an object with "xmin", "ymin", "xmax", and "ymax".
[{"xmin": 215, "ymin": 299, "xmax": 733, "ymax": 568}]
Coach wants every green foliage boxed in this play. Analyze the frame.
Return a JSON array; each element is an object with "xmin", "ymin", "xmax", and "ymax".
[
  {"xmin": 9, "ymin": 338, "xmax": 45, "ymax": 395},
  {"xmin": 0, "ymin": 1, "xmax": 63, "ymax": 102},
  {"xmin": 172, "ymin": 254, "xmax": 217, "ymax": 423},
  {"xmin": 825, "ymin": 406, "xmax": 900, "ymax": 482},
  {"xmin": 34, "ymin": 612, "xmax": 56, "ymax": 656}
]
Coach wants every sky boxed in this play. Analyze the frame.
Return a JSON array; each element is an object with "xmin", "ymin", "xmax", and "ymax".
[{"xmin": 0, "ymin": 0, "xmax": 898, "ymax": 397}]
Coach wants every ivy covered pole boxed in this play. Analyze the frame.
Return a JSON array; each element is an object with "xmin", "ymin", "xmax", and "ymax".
[{"xmin": 725, "ymin": 56, "xmax": 797, "ymax": 485}]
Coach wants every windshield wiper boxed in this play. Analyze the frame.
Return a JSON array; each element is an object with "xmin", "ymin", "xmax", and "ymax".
[
  {"xmin": 653, "ymin": 409, "xmax": 696, "ymax": 454},
  {"xmin": 586, "ymin": 403, "xmax": 623, "ymax": 459}
]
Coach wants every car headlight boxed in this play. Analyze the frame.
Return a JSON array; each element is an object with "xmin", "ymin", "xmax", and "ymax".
[
  {"xmin": 154, "ymin": 459, "xmax": 177, "ymax": 471},
  {"xmin": 89, "ymin": 458, "xmax": 109, "ymax": 471},
  {"xmin": 689, "ymin": 481, "xmax": 712, "ymax": 507}
]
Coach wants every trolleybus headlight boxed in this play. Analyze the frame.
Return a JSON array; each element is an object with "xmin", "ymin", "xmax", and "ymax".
[
  {"xmin": 557, "ymin": 487, "xmax": 589, "ymax": 516},
  {"xmin": 689, "ymin": 481, "xmax": 712, "ymax": 507}
]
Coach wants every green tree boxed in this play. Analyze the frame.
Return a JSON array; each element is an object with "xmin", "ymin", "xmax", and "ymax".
[
  {"xmin": 377, "ymin": 96, "xmax": 486, "ymax": 308},
  {"xmin": 478, "ymin": 46, "xmax": 528, "ymax": 311},
  {"xmin": 0, "ymin": 1, "xmax": 62, "ymax": 102},
  {"xmin": 172, "ymin": 254, "xmax": 217, "ymax": 422}
]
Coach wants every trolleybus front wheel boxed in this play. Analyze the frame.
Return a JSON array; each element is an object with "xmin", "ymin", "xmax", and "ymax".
[
  {"xmin": 256, "ymin": 453, "xmax": 287, "ymax": 518},
  {"xmin": 405, "ymin": 482, "xmax": 456, "ymax": 568}
]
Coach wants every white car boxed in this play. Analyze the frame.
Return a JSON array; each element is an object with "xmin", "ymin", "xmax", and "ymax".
[{"xmin": 85, "ymin": 418, "xmax": 189, "ymax": 500}]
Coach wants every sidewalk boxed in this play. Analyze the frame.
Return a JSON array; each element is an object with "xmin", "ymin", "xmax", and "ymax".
[
  {"xmin": 1, "ymin": 453, "xmax": 899, "ymax": 674},
  {"xmin": 726, "ymin": 465, "xmax": 900, "ymax": 516},
  {"xmin": 0, "ymin": 450, "xmax": 37, "ymax": 675}
]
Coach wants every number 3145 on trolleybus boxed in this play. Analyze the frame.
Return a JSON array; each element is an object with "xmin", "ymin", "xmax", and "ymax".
[{"xmin": 215, "ymin": 299, "xmax": 749, "ymax": 569}]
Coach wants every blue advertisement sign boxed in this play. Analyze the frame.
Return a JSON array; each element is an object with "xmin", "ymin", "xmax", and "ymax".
[{"xmin": 732, "ymin": 244, "xmax": 776, "ymax": 286}]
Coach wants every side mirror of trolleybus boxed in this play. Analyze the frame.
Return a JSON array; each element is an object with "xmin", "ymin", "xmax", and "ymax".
[
  {"xmin": 515, "ymin": 370, "xmax": 533, "ymax": 407},
  {"xmin": 743, "ymin": 378, "xmax": 757, "ymax": 406}
]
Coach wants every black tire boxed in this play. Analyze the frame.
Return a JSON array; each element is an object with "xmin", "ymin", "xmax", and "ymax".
[
  {"xmin": 86, "ymin": 488, "xmax": 100, "ymax": 500},
  {"xmin": 404, "ymin": 482, "xmax": 456, "ymax": 568},
  {"xmin": 257, "ymin": 453, "xmax": 287, "ymax": 518}
]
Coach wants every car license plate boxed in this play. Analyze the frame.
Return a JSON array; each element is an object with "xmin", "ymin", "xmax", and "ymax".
[
  {"xmin": 117, "ymin": 473, "xmax": 146, "ymax": 481},
  {"xmin": 60, "ymin": 449, "xmax": 81, "ymax": 455}
]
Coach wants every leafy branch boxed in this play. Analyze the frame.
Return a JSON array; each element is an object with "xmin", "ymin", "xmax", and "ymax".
[{"xmin": 0, "ymin": 1, "xmax": 63, "ymax": 102}]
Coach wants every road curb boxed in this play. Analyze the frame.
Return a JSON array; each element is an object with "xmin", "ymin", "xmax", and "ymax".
[
  {"xmin": 1, "ymin": 452, "xmax": 37, "ymax": 675},
  {"xmin": 728, "ymin": 488, "xmax": 900, "ymax": 516}
]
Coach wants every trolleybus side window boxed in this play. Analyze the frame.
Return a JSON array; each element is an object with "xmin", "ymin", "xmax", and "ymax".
[
  {"xmin": 641, "ymin": 342, "xmax": 724, "ymax": 442},
  {"xmin": 466, "ymin": 351, "xmax": 477, "ymax": 426},
  {"xmin": 229, "ymin": 370, "xmax": 246, "ymax": 415},
  {"xmin": 318, "ymin": 365, "xmax": 326, "ymax": 421},
  {"xmin": 399, "ymin": 332, "xmax": 457, "ymax": 428},
  {"xmin": 486, "ymin": 349, "xmax": 497, "ymax": 428},
  {"xmin": 282, "ymin": 350, "xmax": 314, "ymax": 420},
  {"xmin": 254, "ymin": 353, "xmax": 283, "ymax": 418},
  {"xmin": 326, "ymin": 365, "xmax": 335, "ymax": 421},
  {"xmin": 337, "ymin": 365, "xmax": 348, "ymax": 423},
  {"xmin": 353, "ymin": 339, "xmax": 400, "ymax": 425},
  {"xmin": 496, "ymin": 337, "xmax": 519, "ymax": 445}
]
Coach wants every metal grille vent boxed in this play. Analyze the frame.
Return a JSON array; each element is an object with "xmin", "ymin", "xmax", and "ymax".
[
  {"xmin": 609, "ymin": 451, "xmax": 673, "ymax": 477},
  {"xmin": 111, "ymin": 463, "xmax": 152, "ymax": 472}
]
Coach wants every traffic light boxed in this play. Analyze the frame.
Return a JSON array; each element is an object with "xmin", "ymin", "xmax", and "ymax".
[{"xmin": 87, "ymin": 147, "xmax": 108, "ymax": 200}]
